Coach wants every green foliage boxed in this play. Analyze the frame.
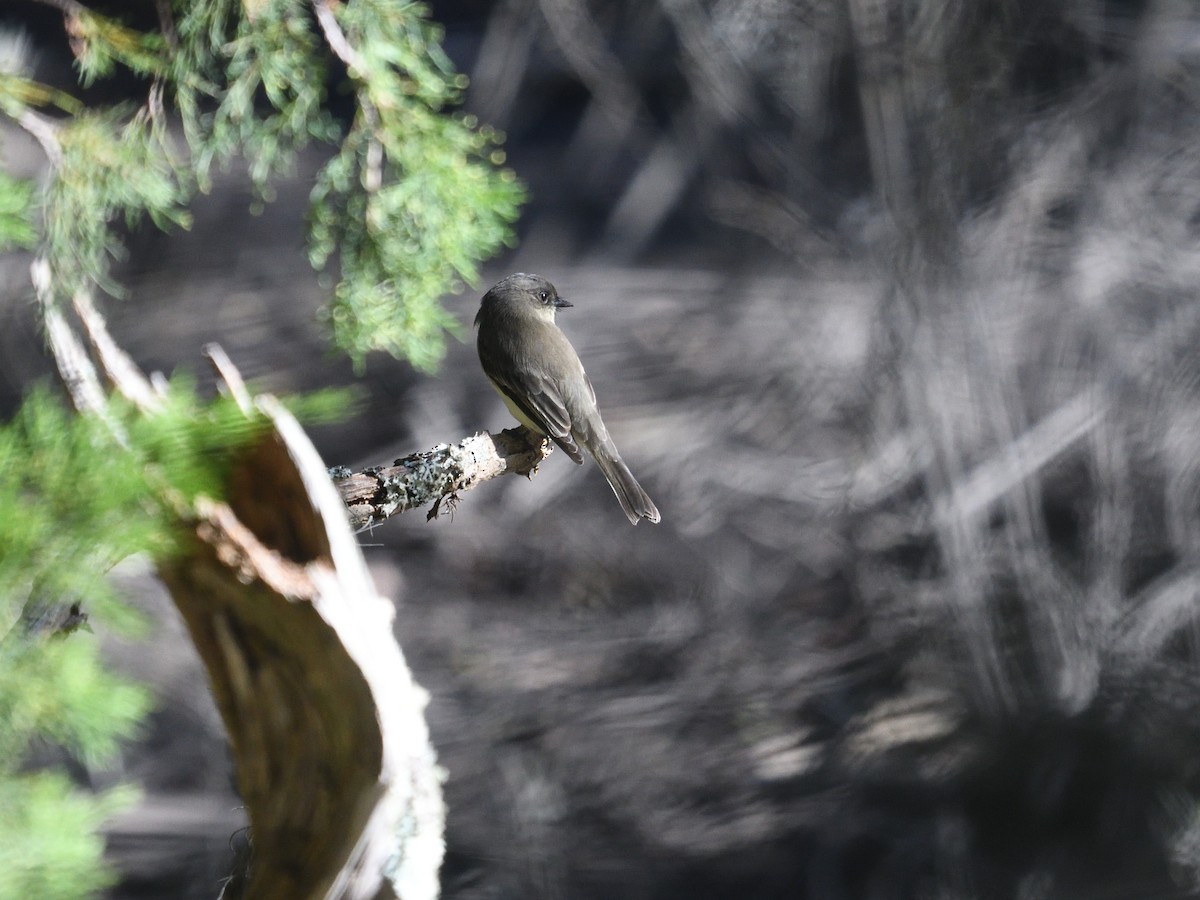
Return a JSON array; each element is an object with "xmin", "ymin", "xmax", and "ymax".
[
  {"xmin": 6, "ymin": 0, "xmax": 523, "ymax": 368},
  {"xmin": 309, "ymin": 116, "xmax": 522, "ymax": 370},
  {"xmin": 0, "ymin": 383, "xmax": 302, "ymax": 899},
  {"xmin": 0, "ymin": 389, "xmax": 165, "ymax": 633},
  {"xmin": 0, "ymin": 381, "xmax": 344, "ymax": 625},
  {"xmin": 0, "ymin": 73, "xmax": 83, "ymax": 117},
  {"xmin": 0, "ymin": 391, "xmax": 157, "ymax": 900},
  {"xmin": 0, "ymin": 774, "xmax": 136, "ymax": 899},
  {"xmin": 278, "ymin": 384, "xmax": 362, "ymax": 425},
  {"xmin": 123, "ymin": 375, "xmax": 274, "ymax": 502},
  {"xmin": 175, "ymin": 0, "xmax": 340, "ymax": 190},
  {"xmin": 307, "ymin": 0, "xmax": 524, "ymax": 368},
  {"xmin": 43, "ymin": 112, "xmax": 191, "ymax": 301},
  {"xmin": 0, "ymin": 172, "xmax": 37, "ymax": 251},
  {"xmin": 173, "ymin": 0, "xmax": 526, "ymax": 368},
  {"xmin": 67, "ymin": 9, "xmax": 169, "ymax": 86},
  {"xmin": 0, "ymin": 639, "xmax": 150, "ymax": 769}
]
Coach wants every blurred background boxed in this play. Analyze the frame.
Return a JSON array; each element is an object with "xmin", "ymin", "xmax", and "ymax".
[{"xmin": 6, "ymin": 0, "xmax": 1200, "ymax": 897}]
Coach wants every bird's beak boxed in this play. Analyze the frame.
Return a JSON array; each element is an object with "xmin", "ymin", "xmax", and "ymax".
[{"xmin": 554, "ymin": 297, "xmax": 573, "ymax": 308}]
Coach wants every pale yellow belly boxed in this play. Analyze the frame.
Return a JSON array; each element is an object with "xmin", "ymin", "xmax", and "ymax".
[{"xmin": 491, "ymin": 379, "xmax": 546, "ymax": 435}]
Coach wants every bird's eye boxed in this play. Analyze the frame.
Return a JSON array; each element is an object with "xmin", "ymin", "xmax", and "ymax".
[{"xmin": 539, "ymin": 291, "xmax": 549, "ymax": 301}]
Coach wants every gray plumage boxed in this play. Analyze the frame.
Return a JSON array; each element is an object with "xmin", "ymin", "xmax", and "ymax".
[{"xmin": 476, "ymin": 273, "xmax": 661, "ymax": 525}]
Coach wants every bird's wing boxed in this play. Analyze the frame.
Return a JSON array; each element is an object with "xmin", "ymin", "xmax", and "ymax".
[{"xmin": 481, "ymin": 352, "xmax": 584, "ymax": 464}]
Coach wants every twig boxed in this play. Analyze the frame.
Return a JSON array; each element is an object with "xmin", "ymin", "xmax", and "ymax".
[
  {"xmin": 146, "ymin": 0, "xmax": 177, "ymax": 118},
  {"xmin": 311, "ymin": 0, "xmax": 366, "ymax": 75},
  {"xmin": 42, "ymin": 304, "xmax": 106, "ymax": 417},
  {"xmin": 203, "ymin": 343, "xmax": 254, "ymax": 416},
  {"xmin": 154, "ymin": 0, "xmax": 178, "ymax": 51},
  {"xmin": 363, "ymin": 108, "xmax": 383, "ymax": 192},
  {"xmin": 24, "ymin": 115, "xmax": 161, "ymax": 420},
  {"xmin": 15, "ymin": 108, "xmax": 63, "ymax": 167},
  {"xmin": 74, "ymin": 288, "xmax": 163, "ymax": 413},
  {"xmin": 30, "ymin": 259, "xmax": 108, "ymax": 419},
  {"xmin": 312, "ymin": 0, "xmax": 383, "ymax": 191}
]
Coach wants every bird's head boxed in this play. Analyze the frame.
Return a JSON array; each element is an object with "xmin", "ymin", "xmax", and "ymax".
[{"xmin": 478, "ymin": 272, "xmax": 572, "ymax": 325}]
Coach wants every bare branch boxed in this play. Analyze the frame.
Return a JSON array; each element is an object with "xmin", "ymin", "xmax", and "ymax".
[
  {"xmin": 334, "ymin": 427, "xmax": 553, "ymax": 531},
  {"xmin": 31, "ymin": 259, "xmax": 108, "ymax": 418},
  {"xmin": 14, "ymin": 107, "xmax": 63, "ymax": 167},
  {"xmin": 203, "ymin": 343, "xmax": 254, "ymax": 416},
  {"xmin": 312, "ymin": 0, "xmax": 367, "ymax": 75},
  {"xmin": 154, "ymin": 0, "xmax": 178, "ymax": 51},
  {"xmin": 74, "ymin": 288, "xmax": 164, "ymax": 413}
]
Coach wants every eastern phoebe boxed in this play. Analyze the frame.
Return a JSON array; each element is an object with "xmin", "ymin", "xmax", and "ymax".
[{"xmin": 476, "ymin": 273, "xmax": 661, "ymax": 525}]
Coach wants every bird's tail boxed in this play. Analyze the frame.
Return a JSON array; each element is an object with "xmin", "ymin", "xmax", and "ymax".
[{"xmin": 592, "ymin": 446, "xmax": 661, "ymax": 525}]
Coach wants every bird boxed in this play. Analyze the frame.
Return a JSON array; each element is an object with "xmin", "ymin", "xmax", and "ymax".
[{"xmin": 475, "ymin": 273, "xmax": 661, "ymax": 525}]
